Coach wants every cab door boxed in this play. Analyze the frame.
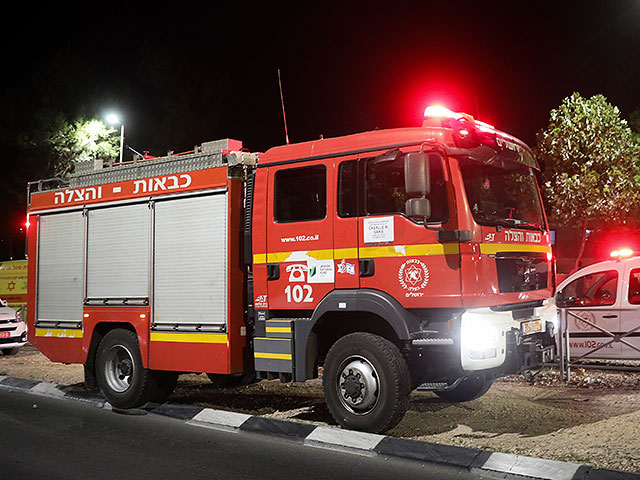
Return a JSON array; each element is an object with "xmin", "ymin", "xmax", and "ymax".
[
  {"xmin": 357, "ymin": 149, "xmax": 460, "ymax": 308},
  {"xmin": 265, "ymin": 161, "xmax": 334, "ymax": 311},
  {"xmin": 557, "ymin": 268, "xmax": 622, "ymax": 357},
  {"xmin": 334, "ymin": 157, "xmax": 360, "ymax": 289}
]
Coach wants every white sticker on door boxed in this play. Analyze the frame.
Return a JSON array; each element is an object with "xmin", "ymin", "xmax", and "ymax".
[
  {"xmin": 307, "ymin": 259, "xmax": 335, "ymax": 283},
  {"xmin": 363, "ymin": 216, "xmax": 394, "ymax": 244}
]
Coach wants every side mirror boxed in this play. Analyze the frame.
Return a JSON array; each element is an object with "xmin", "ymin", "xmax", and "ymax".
[
  {"xmin": 404, "ymin": 152, "xmax": 431, "ymax": 195},
  {"xmin": 405, "ymin": 198, "xmax": 431, "ymax": 220},
  {"xmin": 555, "ymin": 292, "xmax": 574, "ymax": 308}
]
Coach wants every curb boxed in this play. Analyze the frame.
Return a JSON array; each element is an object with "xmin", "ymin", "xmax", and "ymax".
[{"xmin": 1, "ymin": 376, "xmax": 638, "ymax": 480}]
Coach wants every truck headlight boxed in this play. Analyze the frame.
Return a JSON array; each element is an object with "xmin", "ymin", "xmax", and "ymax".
[{"xmin": 461, "ymin": 317, "xmax": 499, "ymax": 356}]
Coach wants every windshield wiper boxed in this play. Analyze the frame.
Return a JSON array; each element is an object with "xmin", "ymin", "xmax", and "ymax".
[
  {"xmin": 474, "ymin": 213, "xmax": 543, "ymax": 231},
  {"xmin": 491, "ymin": 218, "xmax": 543, "ymax": 231}
]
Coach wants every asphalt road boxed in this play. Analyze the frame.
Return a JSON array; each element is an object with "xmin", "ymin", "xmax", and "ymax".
[{"xmin": 0, "ymin": 389, "xmax": 486, "ymax": 480}]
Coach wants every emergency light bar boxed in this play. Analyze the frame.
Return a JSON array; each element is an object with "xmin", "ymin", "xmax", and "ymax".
[
  {"xmin": 610, "ymin": 248, "xmax": 634, "ymax": 259},
  {"xmin": 423, "ymin": 104, "xmax": 488, "ymax": 149},
  {"xmin": 423, "ymin": 105, "xmax": 463, "ymax": 119},
  {"xmin": 422, "ymin": 104, "xmax": 538, "ymax": 169}
]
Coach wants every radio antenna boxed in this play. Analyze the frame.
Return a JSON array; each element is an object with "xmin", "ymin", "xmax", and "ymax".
[{"xmin": 278, "ymin": 69, "xmax": 290, "ymax": 145}]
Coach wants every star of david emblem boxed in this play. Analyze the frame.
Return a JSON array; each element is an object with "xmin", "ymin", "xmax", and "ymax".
[{"xmin": 404, "ymin": 265, "xmax": 423, "ymax": 286}]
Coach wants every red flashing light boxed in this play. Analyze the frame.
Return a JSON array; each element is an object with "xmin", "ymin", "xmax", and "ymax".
[
  {"xmin": 546, "ymin": 252, "xmax": 553, "ymax": 262},
  {"xmin": 611, "ymin": 248, "xmax": 633, "ymax": 259},
  {"xmin": 423, "ymin": 105, "xmax": 461, "ymax": 119},
  {"xmin": 25, "ymin": 216, "xmax": 30, "ymax": 231}
]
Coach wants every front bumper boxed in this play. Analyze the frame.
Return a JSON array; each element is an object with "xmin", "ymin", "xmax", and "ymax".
[
  {"xmin": 460, "ymin": 304, "xmax": 556, "ymax": 373},
  {"xmin": 0, "ymin": 321, "xmax": 27, "ymax": 350}
]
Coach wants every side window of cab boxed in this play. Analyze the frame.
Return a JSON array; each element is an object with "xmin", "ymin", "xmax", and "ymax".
[
  {"xmin": 628, "ymin": 268, "xmax": 640, "ymax": 304},
  {"xmin": 363, "ymin": 150, "xmax": 448, "ymax": 223},
  {"xmin": 556, "ymin": 270, "xmax": 618, "ymax": 308},
  {"xmin": 274, "ymin": 165, "xmax": 326, "ymax": 222}
]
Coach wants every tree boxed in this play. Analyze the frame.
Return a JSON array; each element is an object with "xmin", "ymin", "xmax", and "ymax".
[
  {"xmin": 48, "ymin": 118, "xmax": 120, "ymax": 176},
  {"xmin": 19, "ymin": 114, "xmax": 120, "ymax": 178},
  {"xmin": 535, "ymin": 92, "xmax": 640, "ymax": 273},
  {"xmin": 630, "ymin": 109, "xmax": 640, "ymax": 145}
]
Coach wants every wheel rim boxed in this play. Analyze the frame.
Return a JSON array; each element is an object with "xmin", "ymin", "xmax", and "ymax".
[
  {"xmin": 336, "ymin": 355, "xmax": 380, "ymax": 415},
  {"xmin": 104, "ymin": 344, "xmax": 135, "ymax": 393}
]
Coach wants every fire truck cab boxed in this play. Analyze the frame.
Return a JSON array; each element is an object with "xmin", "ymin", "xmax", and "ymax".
[{"xmin": 27, "ymin": 106, "xmax": 556, "ymax": 433}]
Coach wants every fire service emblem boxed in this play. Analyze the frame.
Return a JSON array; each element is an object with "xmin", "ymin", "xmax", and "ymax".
[{"xmin": 398, "ymin": 259, "xmax": 429, "ymax": 293}]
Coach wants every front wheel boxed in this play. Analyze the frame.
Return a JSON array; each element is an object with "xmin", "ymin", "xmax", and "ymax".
[
  {"xmin": 435, "ymin": 372, "xmax": 493, "ymax": 402},
  {"xmin": 323, "ymin": 332, "xmax": 410, "ymax": 434},
  {"xmin": 95, "ymin": 329, "xmax": 178, "ymax": 408},
  {"xmin": 1, "ymin": 347, "xmax": 20, "ymax": 356}
]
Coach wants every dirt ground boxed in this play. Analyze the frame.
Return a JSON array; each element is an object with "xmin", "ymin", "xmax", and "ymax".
[{"xmin": 2, "ymin": 345, "xmax": 639, "ymax": 473}]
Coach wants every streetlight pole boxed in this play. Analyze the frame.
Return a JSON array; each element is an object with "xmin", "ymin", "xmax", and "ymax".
[
  {"xmin": 106, "ymin": 113, "xmax": 125, "ymax": 163},
  {"xmin": 118, "ymin": 123, "xmax": 124, "ymax": 163}
]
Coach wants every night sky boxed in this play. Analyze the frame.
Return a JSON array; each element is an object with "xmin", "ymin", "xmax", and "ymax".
[{"xmin": 1, "ymin": 1, "xmax": 639, "ymax": 259}]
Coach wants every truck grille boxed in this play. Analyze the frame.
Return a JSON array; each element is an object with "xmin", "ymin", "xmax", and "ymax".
[{"xmin": 495, "ymin": 252, "xmax": 548, "ymax": 293}]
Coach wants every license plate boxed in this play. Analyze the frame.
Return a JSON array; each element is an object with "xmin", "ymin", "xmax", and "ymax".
[
  {"xmin": 521, "ymin": 319, "xmax": 544, "ymax": 335},
  {"xmin": 0, "ymin": 332, "xmax": 10, "ymax": 338}
]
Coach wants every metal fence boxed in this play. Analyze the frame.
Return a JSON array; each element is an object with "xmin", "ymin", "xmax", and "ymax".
[{"xmin": 559, "ymin": 308, "xmax": 640, "ymax": 381}]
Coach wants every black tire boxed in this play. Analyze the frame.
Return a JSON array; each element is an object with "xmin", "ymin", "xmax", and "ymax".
[
  {"xmin": 206, "ymin": 372, "xmax": 256, "ymax": 388},
  {"xmin": 1, "ymin": 347, "xmax": 20, "ymax": 356},
  {"xmin": 95, "ymin": 329, "xmax": 178, "ymax": 408},
  {"xmin": 435, "ymin": 372, "xmax": 493, "ymax": 402},
  {"xmin": 323, "ymin": 332, "xmax": 410, "ymax": 434}
]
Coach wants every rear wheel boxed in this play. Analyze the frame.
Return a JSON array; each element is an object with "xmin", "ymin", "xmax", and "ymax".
[
  {"xmin": 323, "ymin": 332, "xmax": 410, "ymax": 434},
  {"xmin": 435, "ymin": 372, "xmax": 493, "ymax": 402},
  {"xmin": 95, "ymin": 329, "xmax": 177, "ymax": 408}
]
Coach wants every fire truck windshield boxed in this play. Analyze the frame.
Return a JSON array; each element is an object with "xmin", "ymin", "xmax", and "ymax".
[{"xmin": 459, "ymin": 157, "xmax": 545, "ymax": 230}]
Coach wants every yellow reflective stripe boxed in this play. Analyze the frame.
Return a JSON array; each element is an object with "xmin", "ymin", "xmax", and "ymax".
[
  {"xmin": 265, "ymin": 327, "xmax": 291, "ymax": 333},
  {"xmin": 479, "ymin": 243, "xmax": 552, "ymax": 255},
  {"xmin": 35, "ymin": 328, "xmax": 83, "ymax": 338},
  {"xmin": 266, "ymin": 248, "xmax": 335, "ymax": 263},
  {"xmin": 254, "ymin": 352, "xmax": 292, "ymax": 360},
  {"xmin": 359, "ymin": 243, "xmax": 459, "ymax": 258},
  {"xmin": 334, "ymin": 248, "xmax": 358, "ymax": 258},
  {"xmin": 253, "ymin": 243, "xmax": 459, "ymax": 264},
  {"xmin": 150, "ymin": 332, "xmax": 228, "ymax": 344},
  {"xmin": 253, "ymin": 243, "xmax": 551, "ymax": 264}
]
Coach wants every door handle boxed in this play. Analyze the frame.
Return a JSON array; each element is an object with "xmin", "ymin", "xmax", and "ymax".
[
  {"xmin": 359, "ymin": 258, "xmax": 375, "ymax": 277},
  {"xmin": 602, "ymin": 315, "xmax": 618, "ymax": 319},
  {"xmin": 267, "ymin": 263, "xmax": 280, "ymax": 281}
]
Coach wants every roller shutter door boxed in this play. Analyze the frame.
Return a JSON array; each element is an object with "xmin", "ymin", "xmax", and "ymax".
[
  {"xmin": 86, "ymin": 203, "xmax": 150, "ymax": 301},
  {"xmin": 153, "ymin": 194, "xmax": 227, "ymax": 329},
  {"xmin": 37, "ymin": 212, "xmax": 84, "ymax": 326}
]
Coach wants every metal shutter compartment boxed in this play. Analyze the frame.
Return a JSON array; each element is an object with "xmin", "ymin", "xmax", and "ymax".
[
  {"xmin": 37, "ymin": 212, "xmax": 84, "ymax": 326},
  {"xmin": 153, "ymin": 194, "xmax": 227, "ymax": 329},
  {"xmin": 86, "ymin": 203, "xmax": 150, "ymax": 301}
]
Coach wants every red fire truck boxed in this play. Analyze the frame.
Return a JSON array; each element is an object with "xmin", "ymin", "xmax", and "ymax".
[{"xmin": 26, "ymin": 106, "xmax": 556, "ymax": 433}]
